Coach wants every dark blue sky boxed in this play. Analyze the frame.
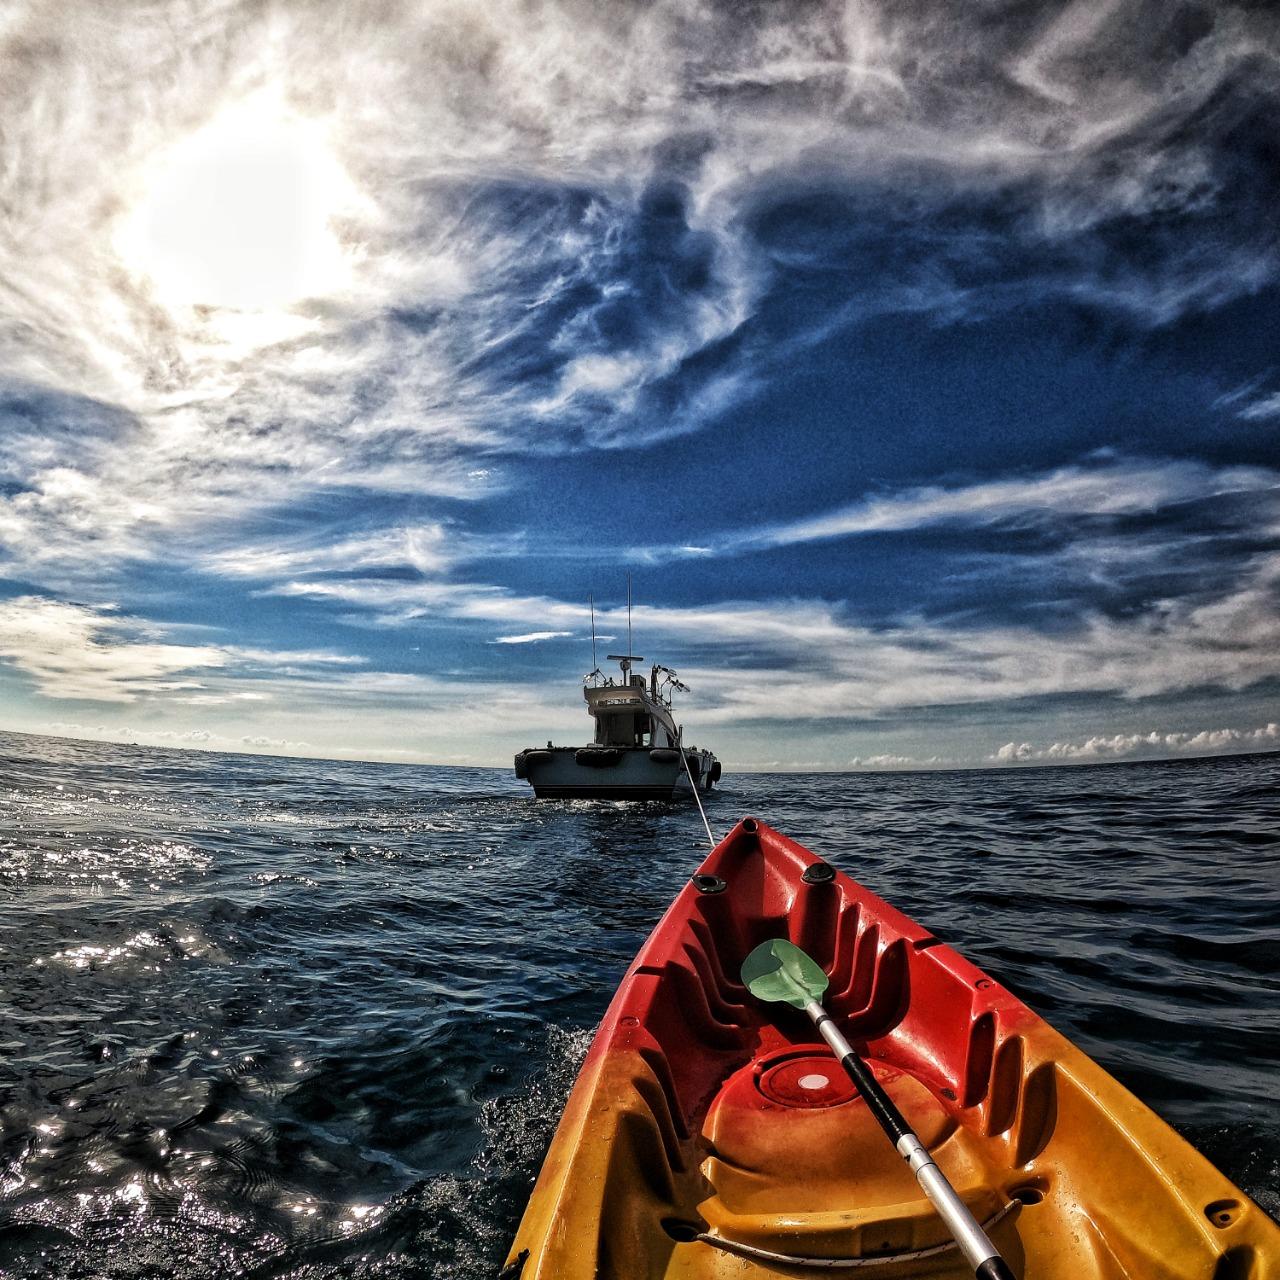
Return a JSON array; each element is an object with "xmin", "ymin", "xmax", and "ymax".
[{"xmin": 1, "ymin": 0, "xmax": 1278, "ymax": 767}]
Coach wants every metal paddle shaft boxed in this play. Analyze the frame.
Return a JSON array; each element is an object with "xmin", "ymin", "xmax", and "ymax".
[{"xmin": 742, "ymin": 939, "xmax": 1015, "ymax": 1280}]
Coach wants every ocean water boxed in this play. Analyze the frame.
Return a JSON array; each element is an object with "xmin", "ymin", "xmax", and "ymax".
[{"xmin": 0, "ymin": 729, "xmax": 1277, "ymax": 1278}]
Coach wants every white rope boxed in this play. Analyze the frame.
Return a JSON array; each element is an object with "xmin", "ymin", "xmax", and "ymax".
[{"xmin": 676, "ymin": 726, "xmax": 716, "ymax": 849}]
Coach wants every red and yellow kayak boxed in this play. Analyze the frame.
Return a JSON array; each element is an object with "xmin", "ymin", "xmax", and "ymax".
[{"xmin": 503, "ymin": 817, "xmax": 1280, "ymax": 1278}]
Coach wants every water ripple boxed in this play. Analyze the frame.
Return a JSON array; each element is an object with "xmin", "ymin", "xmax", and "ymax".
[{"xmin": 1, "ymin": 730, "xmax": 1277, "ymax": 1276}]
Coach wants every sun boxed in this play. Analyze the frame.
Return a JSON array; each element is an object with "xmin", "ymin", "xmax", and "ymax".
[{"xmin": 117, "ymin": 91, "xmax": 357, "ymax": 314}]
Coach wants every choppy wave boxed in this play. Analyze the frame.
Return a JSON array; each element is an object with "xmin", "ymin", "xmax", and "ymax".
[{"xmin": 1, "ymin": 730, "xmax": 1277, "ymax": 1276}]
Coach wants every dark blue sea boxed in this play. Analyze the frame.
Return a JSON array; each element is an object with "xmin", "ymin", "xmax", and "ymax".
[{"xmin": 1, "ymin": 729, "xmax": 1277, "ymax": 1277}]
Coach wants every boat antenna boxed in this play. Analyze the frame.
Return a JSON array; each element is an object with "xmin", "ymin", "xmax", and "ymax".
[
  {"xmin": 626, "ymin": 572, "xmax": 632, "ymax": 659},
  {"xmin": 590, "ymin": 593, "xmax": 597, "ymax": 671}
]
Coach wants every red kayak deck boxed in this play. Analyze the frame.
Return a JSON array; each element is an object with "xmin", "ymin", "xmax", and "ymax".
[{"xmin": 504, "ymin": 817, "xmax": 1280, "ymax": 1278}]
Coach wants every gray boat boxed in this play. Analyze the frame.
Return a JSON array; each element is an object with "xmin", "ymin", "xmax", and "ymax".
[{"xmin": 514, "ymin": 652, "xmax": 721, "ymax": 800}]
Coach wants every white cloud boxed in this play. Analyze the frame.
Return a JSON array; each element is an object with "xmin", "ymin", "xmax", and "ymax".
[
  {"xmin": 0, "ymin": 1, "xmax": 763, "ymax": 586},
  {"xmin": 270, "ymin": 543, "xmax": 1280, "ymax": 724},
  {"xmin": 0, "ymin": 1, "xmax": 1276, "ymax": 768},
  {"xmin": 239, "ymin": 734, "xmax": 311, "ymax": 750},
  {"xmin": 10, "ymin": 573, "xmax": 1280, "ymax": 769},
  {"xmin": 43, "ymin": 720, "xmax": 313, "ymax": 754},
  {"xmin": 631, "ymin": 455, "xmax": 1280, "ymax": 559},
  {"xmin": 0, "ymin": 596, "xmax": 363, "ymax": 704},
  {"xmin": 223, "ymin": 648, "xmax": 364, "ymax": 668},
  {"xmin": 1236, "ymin": 392, "xmax": 1280, "ymax": 423},
  {"xmin": 762, "ymin": 458, "xmax": 1274, "ymax": 546},
  {"xmin": 995, "ymin": 722, "xmax": 1280, "ymax": 764},
  {"xmin": 1, "ymin": 0, "xmax": 1275, "ymax": 593},
  {"xmin": 0, "ymin": 596, "xmax": 228, "ymax": 703},
  {"xmin": 847, "ymin": 753, "xmax": 946, "ymax": 771},
  {"xmin": 204, "ymin": 524, "xmax": 458, "ymax": 579},
  {"xmin": 0, "ymin": 591, "xmax": 601, "ymax": 761},
  {"xmin": 491, "ymin": 631, "xmax": 574, "ymax": 645}
]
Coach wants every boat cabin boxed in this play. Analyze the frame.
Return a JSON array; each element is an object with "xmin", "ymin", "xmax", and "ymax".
[{"xmin": 583, "ymin": 655, "xmax": 681, "ymax": 748}]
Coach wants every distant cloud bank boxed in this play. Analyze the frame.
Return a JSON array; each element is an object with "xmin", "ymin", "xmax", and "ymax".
[{"xmin": 995, "ymin": 723, "xmax": 1280, "ymax": 765}]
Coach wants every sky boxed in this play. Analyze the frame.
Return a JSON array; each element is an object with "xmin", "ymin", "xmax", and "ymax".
[{"xmin": 1, "ymin": 0, "xmax": 1279, "ymax": 771}]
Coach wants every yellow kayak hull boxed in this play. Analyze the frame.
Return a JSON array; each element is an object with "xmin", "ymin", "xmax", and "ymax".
[{"xmin": 504, "ymin": 818, "xmax": 1280, "ymax": 1278}]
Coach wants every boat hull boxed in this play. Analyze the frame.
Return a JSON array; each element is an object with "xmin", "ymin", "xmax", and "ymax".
[
  {"xmin": 515, "ymin": 745, "xmax": 720, "ymax": 800},
  {"xmin": 503, "ymin": 817, "xmax": 1280, "ymax": 1278}
]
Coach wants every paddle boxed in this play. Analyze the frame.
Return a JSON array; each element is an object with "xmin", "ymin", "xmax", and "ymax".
[{"xmin": 741, "ymin": 938, "xmax": 1015, "ymax": 1280}]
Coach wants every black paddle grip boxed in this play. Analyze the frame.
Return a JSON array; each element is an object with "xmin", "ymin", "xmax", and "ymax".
[
  {"xmin": 838, "ymin": 1050, "xmax": 912, "ymax": 1144},
  {"xmin": 975, "ymin": 1257, "xmax": 1015, "ymax": 1280}
]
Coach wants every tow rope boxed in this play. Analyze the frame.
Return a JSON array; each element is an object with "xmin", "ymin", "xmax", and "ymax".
[{"xmin": 675, "ymin": 724, "xmax": 716, "ymax": 848}]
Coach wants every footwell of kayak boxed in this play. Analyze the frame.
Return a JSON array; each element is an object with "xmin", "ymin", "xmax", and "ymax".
[{"xmin": 503, "ymin": 817, "xmax": 1280, "ymax": 1278}]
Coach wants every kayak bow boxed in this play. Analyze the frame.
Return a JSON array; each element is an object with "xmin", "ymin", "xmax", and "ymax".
[{"xmin": 504, "ymin": 817, "xmax": 1280, "ymax": 1278}]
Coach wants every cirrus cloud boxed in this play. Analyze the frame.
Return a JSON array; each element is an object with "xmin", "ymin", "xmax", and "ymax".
[
  {"xmin": 3, "ymin": 0, "xmax": 1279, "ymax": 591},
  {"xmin": 2, "ymin": 1, "xmax": 1280, "ymax": 766},
  {"xmin": 0, "ymin": 595, "xmax": 362, "ymax": 704}
]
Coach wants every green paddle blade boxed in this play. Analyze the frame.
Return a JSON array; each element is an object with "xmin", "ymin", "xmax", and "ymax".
[{"xmin": 741, "ymin": 938, "xmax": 829, "ymax": 1009}]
